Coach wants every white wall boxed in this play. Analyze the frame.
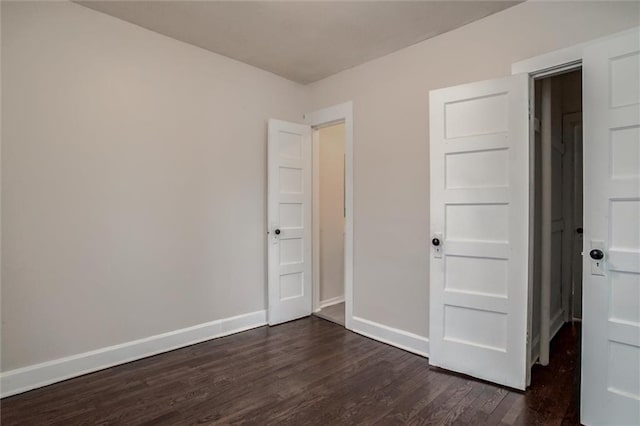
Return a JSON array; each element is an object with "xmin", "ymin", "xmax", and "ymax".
[
  {"xmin": 308, "ymin": 1, "xmax": 640, "ymax": 337},
  {"xmin": 1, "ymin": 1, "xmax": 308, "ymax": 371},
  {"xmin": 318, "ymin": 124, "xmax": 345, "ymax": 304}
]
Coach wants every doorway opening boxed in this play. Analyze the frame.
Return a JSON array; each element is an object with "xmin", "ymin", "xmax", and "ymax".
[
  {"xmin": 529, "ymin": 69, "xmax": 583, "ymax": 378},
  {"xmin": 312, "ymin": 122, "xmax": 346, "ymax": 326},
  {"xmin": 266, "ymin": 102, "xmax": 352, "ymax": 328}
]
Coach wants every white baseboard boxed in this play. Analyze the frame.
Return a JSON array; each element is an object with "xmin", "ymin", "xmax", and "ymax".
[
  {"xmin": 319, "ymin": 295, "xmax": 345, "ymax": 309},
  {"xmin": 351, "ymin": 316, "xmax": 429, "ymax": 358},
  {"xmin": 529, "ymin": 309, "xmax": 566, "ymax": 367},
  {"xmin": 1, "ymin": 310, "xmax": 267, "ymax": 398},
  {"xmin": 530, "ymin": 334, "xmax": 539, "ymax": 368},
  {"xmin": 550, "ymin": 309, "xmax": 564, "ymax": 341}
]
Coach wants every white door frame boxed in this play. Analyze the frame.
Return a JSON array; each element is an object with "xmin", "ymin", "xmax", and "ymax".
[{"xmin": 307, "ymin": 102, "xmax": 354, "ymax": 330}]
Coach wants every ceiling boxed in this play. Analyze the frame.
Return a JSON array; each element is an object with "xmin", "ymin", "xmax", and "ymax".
[{"xmin": 77, "ymin": 1, "xmax": 521, "ymax": 84}]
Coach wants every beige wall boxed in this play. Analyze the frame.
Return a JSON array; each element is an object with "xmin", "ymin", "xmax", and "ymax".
[
  {"xmin": 318, "ymin": 124, "xmax": 345, "ymax": 303},
  {"xmin": 308, "ymin": 1, "xmax": 640, "ymax": 337},
  {"xmin": 1, "ymin": 1, "xmax": 308, "ymax": 371}
]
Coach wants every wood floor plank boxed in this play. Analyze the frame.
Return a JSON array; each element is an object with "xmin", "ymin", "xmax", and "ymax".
[
  {"xmin": 221, "ymin": 342, "xmax": 404, "ymax": 425},
  {"xmin": 408, "ymin": 378, "xmax": 474, "ymax": 425},
  {"xmin": 456, "ymin": 387, "xmax": 508, "ymax": 425},
  {"xmin": 373, "ymin": 372, "xmax": 458, "ymax": 424},
  {"xmin": 440, "ymin": 381, "xmax": 487, "ymax": 425},
  {"xmin": 0, "ymin": 318, "xmax": 582, "ymax": 425}
]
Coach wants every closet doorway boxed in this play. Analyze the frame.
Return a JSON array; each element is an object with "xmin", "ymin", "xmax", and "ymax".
[{"xmin": 312, "ymin": 123, "xmax": 346, "ymax": 326}]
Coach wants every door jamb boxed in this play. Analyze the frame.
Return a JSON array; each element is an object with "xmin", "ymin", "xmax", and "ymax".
[
  {"xmin": 312, "ymin": 128, "xmax": 322, "ymax": 314},
  {"xmin": 512, "ymin": 43, "xmax": 585, "ymax": 77},
  {"xmin": 306, "ymin": 102, "xmax": 354, "ymax": 330}
]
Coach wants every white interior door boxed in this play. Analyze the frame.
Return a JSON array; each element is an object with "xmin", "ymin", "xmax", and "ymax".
[
  {"xmin": 429, "ymin": 73, "xmax": 530, "ymax": 390},
  {"xmin": 581, "ymin": 29, "xmax": 640, "ymax": 426},
  {"xmin": 267, "ymin": 119, "xmax": 312, "ymax": 325}
]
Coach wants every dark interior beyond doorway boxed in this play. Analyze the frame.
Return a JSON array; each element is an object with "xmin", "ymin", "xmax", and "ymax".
[{"xmin": 531, "ymin": 69, "xmax": 583, "ymax": 368}]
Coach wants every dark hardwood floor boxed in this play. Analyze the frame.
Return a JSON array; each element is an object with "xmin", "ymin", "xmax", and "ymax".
[{"xmin": 1, "ymin": 317, "xmax": 581, "ymax": 425}]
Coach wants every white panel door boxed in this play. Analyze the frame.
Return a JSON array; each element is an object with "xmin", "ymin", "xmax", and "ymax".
[
  {"xmin": 267, "ymin": 119, "xmax": 312, "ymax": 325},
  {"xmin": 429, "ymin": 74, "xmax": 530, "ymax": 390},
  {"xmin": 582, "ymin": 29, "xmax": 640, "ymax": 426}
]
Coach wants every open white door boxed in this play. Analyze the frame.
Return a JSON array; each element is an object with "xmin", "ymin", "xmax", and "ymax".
[
  {"xmin": 429, "ymin": 74, "xmax": 530, "ymax": 390},
  {"xmin": 581, "ymin": 29, "xmax": 640, "ymax": 426},
  {"xmin": 267, "ymin": 119, "xmax": 312, "ymax": 325}
]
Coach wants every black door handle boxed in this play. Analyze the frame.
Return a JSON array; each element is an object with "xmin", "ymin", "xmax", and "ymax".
[
  {"xmin": 432, "ymin": 238, "xmax": 440, "ymax": 247},
  {"xmin": 589, "ymin": 249, "xmax": 604, "ymax": 260},
  {"xmin": 274, "ymin": 229, "xmax": 281, "ymax": 235},
  {"xmin": 576, "ymin": 227, "xmax": 583, "ymax": 234}
]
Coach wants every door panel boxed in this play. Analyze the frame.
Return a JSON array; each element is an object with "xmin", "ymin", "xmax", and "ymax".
[
  {"xmin": 582, "ymin": 29, "xmax": 640, "ymax": 426},
  {"xmin": 267, "ymin": 119, "xmax": 312, "ymax": 325},
  {"xmin": 429, "ymin": 74, "xmax": 530, "ymax": 390}
]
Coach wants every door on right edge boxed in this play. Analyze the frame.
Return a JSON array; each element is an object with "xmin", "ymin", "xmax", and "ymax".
[{"xmin": 581, "ymin": 28, "xmax": 640, "ymax": 426}]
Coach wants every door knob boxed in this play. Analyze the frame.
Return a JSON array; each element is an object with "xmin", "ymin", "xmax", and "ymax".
[
  {"xmin": 576, "ymin": 227, "xmax": 583, "ymax": 234},
  {"xmin": 432, "ymin": 238, "xmax": 440, "ymax": 246},
  {"xmin": 589, "ymin": 249, "xmax": 604, "ymax": 260},
  {"xmin": 274, "ymin": 229, "xmax": 281, "ymax": 235}
]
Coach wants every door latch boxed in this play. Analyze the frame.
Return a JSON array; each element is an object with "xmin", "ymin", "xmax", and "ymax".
[
  {"xmin": 271, "ymin": 225, "xmax": 281, "ymax": 244},
  {"xmin": 590, "ymin": 240, "xmax": 606, "ymax": 276},
  {"xmin": 432, "ymin": 233, "xmax": 443, "ymax": 259}
]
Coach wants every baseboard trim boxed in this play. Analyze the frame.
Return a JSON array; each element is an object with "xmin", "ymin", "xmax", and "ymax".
[
  {"xmin": 530, "ymin": 309, "xmax": 566, "ymax": 367},
  {"xmin": 351, "ymin": 316, "xmax": 429, "ymax": 358},
  {"xmin": 550, "ymin": 310, "xmax": 564, "ymax": 341},
  {"xmin": 1, "ymin": 310, "xmax": 267, "ymax": 398},
  {"xmin": 319, "ymin": 296, "xmax": 345, "ymax": 309},
  {"xmin": 530, "ymin": 333, "xmax": 542, "ymax": 368}
]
